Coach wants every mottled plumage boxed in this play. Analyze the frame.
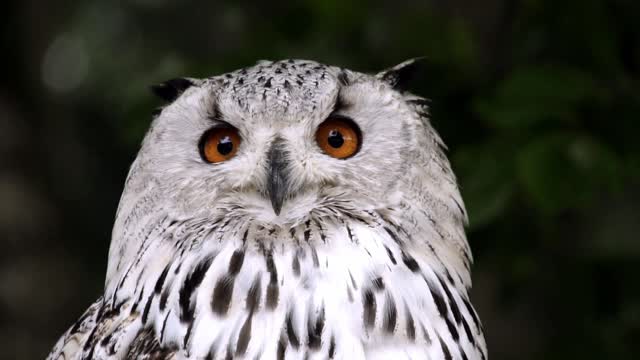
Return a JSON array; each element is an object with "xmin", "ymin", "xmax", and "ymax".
[{"xmin": 48, "ymin": 59, "xmax": 487, "ymax": 359}]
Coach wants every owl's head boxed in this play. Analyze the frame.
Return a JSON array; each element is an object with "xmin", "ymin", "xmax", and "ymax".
[
  {"xmin": 105, "ymin": 59, "xmax": 469, "ymax": 296},
  {"xmin": 116, "ymin": 59, "xmax": 459, "ymax": 229}
]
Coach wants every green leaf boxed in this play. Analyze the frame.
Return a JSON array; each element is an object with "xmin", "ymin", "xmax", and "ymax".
[
  {"xmin": 475, "ymin": 65, "xmax": 600, "ymax": 130},
  {"xmin": 517, "ymin": 132, "xmax": 621, "ymax": 213},
  {"xmin": 453, "ymin": 141, "xmax": 516, "ymax": 229}
]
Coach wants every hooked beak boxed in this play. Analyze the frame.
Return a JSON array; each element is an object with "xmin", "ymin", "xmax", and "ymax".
[{"xmin": 266, "ymin": 137, "xmax": 290, "ymax": 216}]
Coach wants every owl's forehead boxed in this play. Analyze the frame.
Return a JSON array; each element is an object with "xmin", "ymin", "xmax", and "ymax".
[{"xmin": 208, "ymin": 59, "xmax": 349, "ymax": 124}]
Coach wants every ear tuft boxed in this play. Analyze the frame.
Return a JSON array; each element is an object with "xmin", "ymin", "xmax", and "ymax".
[
  {"xmin": 150, "ymin": 78, "xmax": 195, "ymax": 102},
  {"xmin": 377, "ymin": 58, "xmax": 426, "ymax": 91}
]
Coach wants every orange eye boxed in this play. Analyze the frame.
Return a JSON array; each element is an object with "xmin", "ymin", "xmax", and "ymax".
[
  {"xmin": 315, "ymin": 116, "xmax": 361, "ymax": 159},
  {"xmin": 199, "ymin": 125, "xmax": 241, "ymax": 163}
]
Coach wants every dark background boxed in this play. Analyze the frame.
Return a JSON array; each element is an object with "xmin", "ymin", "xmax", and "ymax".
[{"xmin": 2, "ymin": 0, "xmax": 639, "ymax": 359}]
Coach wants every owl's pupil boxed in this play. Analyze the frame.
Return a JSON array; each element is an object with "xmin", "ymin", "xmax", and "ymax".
[
  {"xmin": 217, "ymin": 136, "xmax": 234, "ymax": 155},
  {"xmin": 327, "ymin": 130, "xmax": 344, "ymax": 148}
]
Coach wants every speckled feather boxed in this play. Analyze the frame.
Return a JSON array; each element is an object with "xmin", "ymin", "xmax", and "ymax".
[{"xmin": 47, "ymin": 59, "xmax": 486, "ymax": 360}]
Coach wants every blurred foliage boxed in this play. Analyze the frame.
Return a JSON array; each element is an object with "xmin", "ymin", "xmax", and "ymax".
[{"xmin": 2, "ymin": 0, "xmax": 640, "ymax": 359}]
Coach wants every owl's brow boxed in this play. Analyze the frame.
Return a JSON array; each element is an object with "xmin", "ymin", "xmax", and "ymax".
[
  {"xmin": 330, "ymin": 69, "xmax": 353, "ymax": 115},
  {"xmin": 337, "ymin": 69, "xmax": 350, "ymax": 86},
  {"xmin": 206, "ymin": 100, "xmax": 224, "ymax": 123},
  {"xmin": 331, "ymin": 88, "xmax": 351, "ymax": 115}
]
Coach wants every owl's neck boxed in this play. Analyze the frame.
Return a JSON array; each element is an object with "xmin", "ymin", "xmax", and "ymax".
[
  {"xmin": 106, "ymin": 195, "xmax": 471, "ymax": 297},
  {"xmin": 99, "ymin": 198, "xmax": 482, "ymax": 359}
]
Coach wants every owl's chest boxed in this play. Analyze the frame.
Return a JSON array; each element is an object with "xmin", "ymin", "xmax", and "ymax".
[{"xmin": 176, "ymin": 229, "xmax": 447, "ymax": 359}]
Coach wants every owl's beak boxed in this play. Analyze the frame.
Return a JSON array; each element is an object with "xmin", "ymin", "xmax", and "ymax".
[{"xmin": 266, "ymin": 137, "xmax": 291, "ymax": 216}]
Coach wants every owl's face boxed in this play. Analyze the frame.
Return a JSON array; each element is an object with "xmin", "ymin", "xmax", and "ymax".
[{"xmin": 134, "ymin": 60, "xmax": 429, "ymax": 227}]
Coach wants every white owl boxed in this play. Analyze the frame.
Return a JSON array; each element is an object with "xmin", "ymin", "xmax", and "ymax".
[{"xmin": 47, "ymin": 59, "xmax": 487, "ymax": 360}]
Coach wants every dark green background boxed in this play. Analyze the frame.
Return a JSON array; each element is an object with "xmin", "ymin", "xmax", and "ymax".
[{"xmin": 2, "ymin": 0, "xmax": 639, "ymax": 358}]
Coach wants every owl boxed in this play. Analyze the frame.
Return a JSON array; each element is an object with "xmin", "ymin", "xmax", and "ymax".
[{"xmin": 47, "ymin": 59, "xmax": 487, "ymax": 360}]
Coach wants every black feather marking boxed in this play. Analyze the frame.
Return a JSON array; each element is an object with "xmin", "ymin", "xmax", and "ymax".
[
  {"xmin": 445, "ymin": 268, "xmax": 455, "ymax": 284},
  {"xmin": 151, "ymin": 78, "xmax": 194, "ymax": 102},
  {"xmin": 311, "ymin": 246, "xmax": 319, "ymax": 267},
  {"xmin": 160, "ymin": 310, "xmax": 171, "ymax": 343},
  {"xmin": 292, "ymin": 253, "xmax": 301, "ymax": 277},
  {"xmin": 127, "ymin": 328, "xmax": 177, "ymax": 359},
  {"xmin": 402, "ymin": 252, "xmax": 420, "ymax": 272},
  {"xmin": 277, "ymin": 333, "xmax": 287, "ymax": 360},
  {"xmin": 160, "ymin": 278, "xmax": 173, "ymax": 311},
  {"xmin": 421, "ymin": 322, "xmax": 432, "ymax": 344},
  {"xmin": 242, "ymin": 226, "xmax": 250, "ymax": 245},
  {"xmin": 345, "ymin": 224, "xmax": 355, "ymax": 243},
  {"xmin": 372, "ymin": 277, "xmax": 385, "ymax": 291},
  {"xmin": 461, "ymin": 296, "xmax": 481, "ymax": 330},
  {"xmin": 450, "ymin": 196, "xmax": 466, "ymax": 217},
  {"xmin": 225, "ymin": 344, "xmax": 233, "ymax": 360},
  {"xmin": 307, "ymin": 305, "xmax": 325, "ymax": 349},
  {"xmin": 183, "ymin": 321, "xmax": 194, "ymax": 349},
  {"xmin": 265, "ymin": 249, "xmax": 279, "ymax": 309},
  {"xmin": 312, "ymin": 218, "xmax": 327, "ymax": 243},
  {"xmin": 304, "ymin": 220, "xmax": 311, "ymax": 242},
  {"xmin": 130, "ymin": 291, "xmax": 143, "ymax": 315},
  {"xmin": 211, "ymin": 275, "xmax": 235, "ymax": 315},
  {"xmin": 285, "ymin": 309, "xmax": 300, "ymax": 348},
  {"xmin": 328, "ymin": 335, "xmax": 336, "ymax": 358},
  {"xmin": 462, "ymin": 317, "xmax": 475, "ymax": 345},
  {"xmin": 246, "ymin": 273, "xmax": 262, "ymax": 312},
  {"xmin": 445, "ymin": 314, "xmax": 460, "ymax": 341},
  {"xmin": 179, "ymin": 256, "xmax": 214, "ymax": 322},
  {"xmin": 265, "ymin": 77, "xmax": 272, "ymax": 88},
  {"xmin": 349, "ymin": 271, "xmax": 358, "ymax": 290},
  {"xmin": 99, "ymin": 330, "xmax": 113, "ymax": 347},
  {"xmin": 383, "ymin": 293, "xmax": 397, "ymax": 333},
  {"xmin": 154, "ymin": 263, "xmax": 171, "ymax": 294},
  {"xmin": 460, "ymin": 347, "xmax": 469, "ymax": 360},
  {"xmin": 437, "ymin": 275, "xmax": 462, "ymax": 324},
  {"xmin": 207, "ymin": 343, "xmax": 217, "ymax": 360},
  {"xmin": 228, "ymin": 249, "xmax": 245, "ymax": 275},
  {"xmin": 383, "ymin": 226, "xmax": 402, "ymax": 244},
  {"xmin": 83, "ymin": 322, "xmax": 100, "ymax": 358},
  {"xmin": 406, "ymin": 307, "xmax": 416, "ymax": 340},
  {"xmin": 236, "ymin": 313, "xmax": 253, "ymax": 355},
  {"xmin": 384, "ymin": 245, "xmax": 397, "ymax": 265},
  {"xmin": 362, "ymin": 288, "xmax": 376, "ymax": 328},
  {"xmin": 426, "ymin": 277, "xmax": 448, "ymax": 319},
  {"xmin": 439, "ymin": 334, "xmax": 453, "ymax": 360},
  {"xmin": 141, "ymin": 293, "xmax": 154, "ymax": 324}
]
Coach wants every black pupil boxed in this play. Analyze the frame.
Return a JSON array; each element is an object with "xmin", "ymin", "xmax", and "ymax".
[
  {"xmin": 217, "ymin": 135, "xmax": 234, "ymax": 155},
  {"xmin": 327, "ymin": 130, "xmax": 344, "ymax": 148}
]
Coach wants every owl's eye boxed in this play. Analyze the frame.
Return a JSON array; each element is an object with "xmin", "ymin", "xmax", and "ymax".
[
  {"xmin": 315, "ymin": 116, "xmax": 361, "ymax": 159},
  {"xmin": 199, "ymin": 125, "xmax": 242, "ymax": 163}
]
